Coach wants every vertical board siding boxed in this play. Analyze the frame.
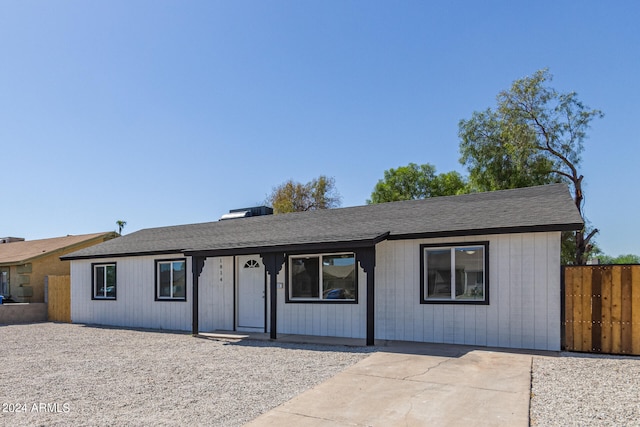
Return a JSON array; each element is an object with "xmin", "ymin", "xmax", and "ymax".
[
  {"xmin": 600, "ymin": 267, "xmax": 613, "ymax": 353},
  {"xmin": 47, "ymin": 275, "xmax": 71, "ymax": 322},
  {"xmin": 380, "ymin": 243, "xmax": 395, "ymax": 339},
  {"xmin": 521, "ymin": 235, "xmax": 536, "ymax": 348},
  {"xmin": 199, "ymin": 257, "xmax": 234, "ymax": 332},
  {"xmin": 71, "ymin": 255, "xmax": 235, "ymax": 333},
  {"xmin": 496, "ymin": 237, "xmax": 511, "ymax": 348},
  {"xmin": 611, "ymin": 267, "xmax": 623, "ymax": 352},
  {"xmin": 71, "ymin": 255, "xmax": 192, "ymax": 331},
  {"xmin": 546, "ymin": 234, "xmax": 562, "ymax": 350},
  {"xmin": 582, "ymin": 268, "xmax": 593, "ymax": 351},
  {"xmin": 591, "ymin": 268, "xmax": 603, "ymax": 352},
  {"xmin": 509, "ymin": 234, "xmax": 523, "ymax": 348},
  {"xmin": 70, "ymin": 230, "xmax": 563, "ymax": 350},
  {"xmin": 563, "ymin": 265, "xmax": 640, "ymax": 355},
  {"xmin": 633, "ymin": 269, "xmax": 640, "ymax": 354},
  {"xmin": 571, "ymin": 267, "xmax": 584, "ymax": 350},
  {"xmin": 621, "ymin": 267, "xmax": 633, "ymax": 353},
  {"xmin": 276, "ymin": 265, "xmax": 367, "ymax": 339},
  {"xmin": 485, "ymin": 238, "xmax": 500, "ymax": 347},
  {"xmin": 532, "ymin": 234, "xmax": 548, "ymax": 349},
  {"xmin": 375, "ymin": 232, "xmax": 562, "ymax": 351}
]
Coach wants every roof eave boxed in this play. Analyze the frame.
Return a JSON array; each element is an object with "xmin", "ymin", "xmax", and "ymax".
[
  {"xmin": 61, "ymin": 249, "xmax": 185, "ymax": 261},
  {"xmin": 387, "ymin": 222, "xmax": 584, "ymax": 241},
  {"xmin": 63, "ymin": 237, "xmax": 386, "ymax": 261},
  {"xmin": 60, "ymin": 222, "xmax": 582, "ymax": 261},
  {"xmin": 184, "ymin": 232, "xmax": 391, "ymax": 258}
]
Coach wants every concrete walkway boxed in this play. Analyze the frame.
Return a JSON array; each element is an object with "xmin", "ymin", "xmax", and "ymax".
[{"xmin": 246, "ymin": 343, "xmax": 534, "ymax": 426}]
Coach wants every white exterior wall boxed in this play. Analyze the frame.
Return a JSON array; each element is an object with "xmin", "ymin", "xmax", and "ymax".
[
  {"xmin": 70, "ymin": 231, "xmax": 561, "ymax": 349},
  {"xmin": 198, "ymin": 256, "xmax": 234, "ymax": 332},
  {"xmin": 375, "ymin": 232, "xmax": 562, "ymax": 350},
  {"xmin": 70, "ymin": 254, "xmax": 192, "ymax": 331},
  {"xmin": 275, "ymin": 264, "xmax": 367, "ymax": 339}
]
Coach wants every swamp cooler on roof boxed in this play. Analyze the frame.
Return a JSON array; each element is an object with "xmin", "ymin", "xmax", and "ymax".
[{"xmin": 219, "ymin": 206, "xmax": 273, "ymax": 220}]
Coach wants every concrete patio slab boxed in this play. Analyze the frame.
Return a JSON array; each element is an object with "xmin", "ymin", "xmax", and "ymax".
[{"xmin": 247, "ymin": 345, "xmax": 533, "ymax": 427}]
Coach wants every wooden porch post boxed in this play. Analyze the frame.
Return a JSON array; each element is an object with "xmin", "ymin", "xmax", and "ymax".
[
  {"xmin": 260, "ymin": 252, "xmax": 285, "ymax": 340},
  {"xmin": 192, "ymin": 256, "xmax": 206, "ymax": 336},
  {"xmin": 357, "ymin": 247, "xmax": 376, "ymax": 346}
]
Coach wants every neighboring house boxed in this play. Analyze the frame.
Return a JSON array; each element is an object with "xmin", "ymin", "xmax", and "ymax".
[
  {"xmin": 0, "ymin": 233, "xmax": 118, "ymax": 302},
  {"xmin": 62, "ymin": 184, "xmax": 582, "ymax": 351}
]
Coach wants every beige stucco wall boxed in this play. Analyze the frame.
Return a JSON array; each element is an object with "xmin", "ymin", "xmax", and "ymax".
[{"xmin": 6, "ymin": 235, "xmax": 115, "ymax": 303}]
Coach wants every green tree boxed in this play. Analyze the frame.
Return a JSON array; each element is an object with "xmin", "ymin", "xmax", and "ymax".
[
  {"xmin": 458, "ymin": 69, "xmax": 603, "ymax": 265},
  {"xmin": 458, "ymin": 109, "xmax": 558, "ymax": 191},
  {"xmin": 368, "ymin": 163, "xmax": 467, "ymax": 204},
  {"xmin": 596, "ymin": 254, "xmax": 640, "ymax": 264},
  {"xmin": 267, "ymin": 176, "xmax": 341, "ymax": 214}
]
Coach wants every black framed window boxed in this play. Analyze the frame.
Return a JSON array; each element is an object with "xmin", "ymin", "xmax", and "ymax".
[
  {"xmin": 420, "ymin": 242, "xmax": 489, "ymax": 304},
  {"xmin": 155, "ymin": 259, "xmax": 186, "ymax": 301},
  {"xmin": 92, "ymin": 263, "xmax": 116, "ymax": 300},
  {"xmin": 288, "ymin": 252, "xmax": 357, "ymax": 302}
]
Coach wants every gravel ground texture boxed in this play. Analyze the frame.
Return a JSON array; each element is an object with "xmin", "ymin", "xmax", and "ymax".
[
  {"xmin": 0, "ymin": 323, "xmax": 371, "ymax": 427},
  {"xmin": 530, "ymin": 352, "xmax": 640, "ymax": 426},
  {"xmin": 4, "ymin": 323, "xmax": 640, "ymax": 427}
]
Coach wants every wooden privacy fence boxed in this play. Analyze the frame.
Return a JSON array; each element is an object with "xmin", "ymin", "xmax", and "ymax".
[
  {"xmin": 563, "ymin": 265, "xmax": 640, "ymax": 355},
  {"xmin": 47, "ymin": 275, "xmax": 71, "ymax": 323}
]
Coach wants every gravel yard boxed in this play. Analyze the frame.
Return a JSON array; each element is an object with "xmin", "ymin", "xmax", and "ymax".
[
  {"xmin": 0, "ymin": 323, "xmax": 370, "ymax": 426},
  {"xmin": 531, "ymin": 352, "xmax": 640, "ymax": 426},
  {"xmin": 3, "ymin": 323, "xmax": 640, "ymax": 426}
]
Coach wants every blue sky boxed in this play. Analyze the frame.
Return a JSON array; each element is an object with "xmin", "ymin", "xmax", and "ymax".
[{"xmin": 1, "ymin": 1, "xmax": 638, "ymax": 256}]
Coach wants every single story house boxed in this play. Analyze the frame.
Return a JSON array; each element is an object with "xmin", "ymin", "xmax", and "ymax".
[
  {"xmin": 0, "ymin": 232, "xmax": 118, "ymax": 302},
  {"xmin": 62, "ymin": 184, "xmax": 582, "ymax": 350}
]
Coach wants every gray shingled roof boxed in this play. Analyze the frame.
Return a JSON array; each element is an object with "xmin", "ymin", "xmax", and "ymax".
[{"xmin": 62, "ymin": 184, "xmax": 583, "ymax": 260}]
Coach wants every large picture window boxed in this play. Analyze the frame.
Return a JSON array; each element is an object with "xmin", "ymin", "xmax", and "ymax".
[
  {"xmin": 288, "ymin": 253, "xmax": 356, "ymax": 302},
  {"xmin": 420, "ymin": 242, "xmax": 488, "ymax": 304},
  {"xmin": 93, "ymin": 263, "xmax": 116, "ymax": 300},
  {"xmin": 155, "ymin": 259, "xmax": 186, "ymax": 301}
]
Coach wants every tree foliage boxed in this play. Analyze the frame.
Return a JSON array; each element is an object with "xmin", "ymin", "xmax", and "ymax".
[
  {"xmin": 458, "ymin": 69, "xmax": 603, "ymax": 265},
  {"xmin": 458, "ymin": 108, "xmax": 558, "ymax": 191},
  {"xmin": 368, "ymin": 163, "xmax": 467, "ymax": 204},
  {"xmin": 267, "ymin": 176, "xmax": 341, "ymax": 214},
  {"xmin": 595, "ymin": 253, "xmax": 640, "ymax": 265}
]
